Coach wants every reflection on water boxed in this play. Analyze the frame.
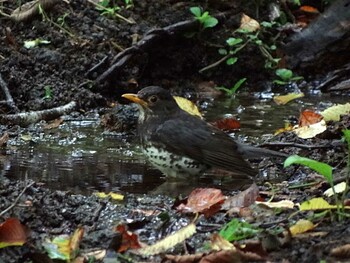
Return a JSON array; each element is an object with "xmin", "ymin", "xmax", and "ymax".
[{"xmin": 1, "ymin": 92, "xmax": 348, "ymax": 194}]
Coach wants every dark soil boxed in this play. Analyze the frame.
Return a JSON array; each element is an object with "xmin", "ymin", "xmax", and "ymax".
[{"xmin": 1, "ymin": 0, "xmax": 350, "ymax": 262}]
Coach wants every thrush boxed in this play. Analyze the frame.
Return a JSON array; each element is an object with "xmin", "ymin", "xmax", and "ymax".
[{"xmin": 122, "ymin": 86, "xmax": 286, "ymax": 180}]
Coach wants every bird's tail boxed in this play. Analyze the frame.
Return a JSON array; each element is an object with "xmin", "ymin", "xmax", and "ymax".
[{"xmin": 237, "ymin": 143, "xmax": 288, "ymax": 159}]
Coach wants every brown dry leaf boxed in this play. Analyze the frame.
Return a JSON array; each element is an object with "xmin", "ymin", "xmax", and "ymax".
[
  {"xmin": 210, "ymin": 233, "xmax": 235, "ymax": 251},
  {"xmin": 0, "ymin": 218, "xmax": 30, "ymax": 248},
  {"xmin": 116, "ymin": 224, "xmax": 141, "ymax": 252},
  {"xmin": 200, "ymin": 249, "xmax": 242, "ymax": 263},
  {"xmin": 222, "ymin": 183, "xmax": 259, "ymax": 210},
  {"xmin": 0, "ymin": 132, "xmax": 9, "ymax": 147},
  {"xmin": 289, "ymin": 219, "xmax": 315, "ymax": 236},
  {"xmin": 273, "ymin": 93, "xmax": 304, "ymax": 105},
  {"xmin": 294, "ymin": 119, "xmax": 327, "ymax": 139},
  {"xmin": 240, "ymin": 14, "xmax": 260, "ymax": 32},
  {"xmin": 211, "ymin": 117, "xmax": 240, "ymax": 131},
  {"xmin": 137, "ymin": 223, "xmax": 196, "ymax": 256},
  {"xmin": 330, "ymin": 244, "xmax": 350, "ymax": 258},
  {"xmin": 44, "ymin": 118, "xmax": 64, "ymax": 130},
  {"xmin": 298, "ymin": 110, "xmax": 323, "ymax": 126},
  {"xmin": 165, "ymin": 253, "xmax": 205, "ymax": 263},
  {"xmin": 177, "ymin": 188, "xmax": 226, "ymax": 217},
  {"xmin": 11, "ymin": 0, "xmax": 62, "ymax": 22},
  {"xmin": 173, "ymin": 96, "xmax": 202, "ymax": 118},
  {"xmin": 299, "ymin": 5, "xmax": 320, "ymax": 13}
]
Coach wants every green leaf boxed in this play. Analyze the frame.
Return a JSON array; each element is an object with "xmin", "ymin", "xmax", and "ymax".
[
  {"xmin": 190, "ymin": 6, "xmax": 202, "ymax": 18},
  {"xmin": 226, "ymin": 57, "xmax": 238, "ymax": 65},
  {"xmin": 219, "ymin": 219, "xmax": 260, "ymax": 241},
  {"xmin": 230, "ymin": 78, "xmax": 247, "ymax": 94},
  {"xmin": 226, "ymin": 37, "xmax": 243, "ymax": 47},
  {"xmin": 218, "ymin": 48, "xmax": 228, "ymax": 55},
  {"xmin": 275, "ymin": 68, "xmax": 293, "ymax": 81},
  {"xmin": 343, "ymin": 129, "xmax": 350, "ymax": 146},
  {"xmin": 203, "ymin": 16, "xmax": 218, "ymax": 28},
  {"xmin": 284, "ymin": 155, "xmax": 333, "ymax": 184}
]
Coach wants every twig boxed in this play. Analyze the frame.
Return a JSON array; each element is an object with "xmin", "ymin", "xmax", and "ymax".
[
  {"xmin": 0, "ymin": 73, "xmax": 19, "ymax": 112},
  {"xmin": 0, "ymin": 181, "xmax": 35, "ymax": 217},
  {"xmin": 259, "ymin": 141, "xmax": 342, "ymax": 150}
]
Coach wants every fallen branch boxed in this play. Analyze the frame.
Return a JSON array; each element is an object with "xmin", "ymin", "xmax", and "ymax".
[
  {"xmin": 94, "ymin": 11, "xmax": 235, "ymax": 84},
  {"xmin": 0, "ymin": 101, "xmax": 76, "ymax": 126}
]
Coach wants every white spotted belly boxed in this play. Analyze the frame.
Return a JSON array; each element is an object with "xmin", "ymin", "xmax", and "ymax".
[{"xmin": 142, "ymin": 145, "xmax": 207, "ymax": 178}]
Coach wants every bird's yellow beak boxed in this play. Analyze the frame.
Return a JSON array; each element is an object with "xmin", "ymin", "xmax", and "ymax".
[{"xmin": 122, "ymin": 93, "xmax": 148, "ymax": 107}]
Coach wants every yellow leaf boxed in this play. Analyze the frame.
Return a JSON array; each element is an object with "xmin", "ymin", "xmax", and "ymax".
[
  {"xmin": 320, "ymin": 103, "xmax": 350, "ymax": 122},
  {"xmin": 293, "ymin": 119, "xmax": 327, "ymax": 139},
  {"xmin": 289, "ymin": 219, "xmax": 315, "ymax": 236},
  {"xmin": 94, "ymin": 192, "xmax": 124, "ymax": 201},
  {"xmin": 173, "ymin": 96, "xmax": 202, "ymax": 118},
  {"xmin": 256, "ymin": 200, "xmax": 294, "ymax": 209},
  {"xmin": 273, "ymin": 93, "xmax": 304, "ymax": 105},
  {"xmin": 299, "ymin": 197, "xmax": 336, "ymax": 210},
  {"xmin": 240, "ymin": 14, "xmax": 260, "ymax": 32},
  {"xmin": 324, "ymin": 182, "xmax": 347, "ymax": 197},
  {"xmin": 137, "ymin": 223, "xmax": 196, "ymax": 256}
]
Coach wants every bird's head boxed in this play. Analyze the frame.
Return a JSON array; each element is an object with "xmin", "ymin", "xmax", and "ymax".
[{"xmin": 122, "ymin": 86, "xmax": 179, "ymax": 117}]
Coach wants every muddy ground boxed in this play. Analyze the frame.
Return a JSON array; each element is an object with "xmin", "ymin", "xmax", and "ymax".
[{"xmin": 1, "ymin": 0, "xmax": 350, "ymax": 262}]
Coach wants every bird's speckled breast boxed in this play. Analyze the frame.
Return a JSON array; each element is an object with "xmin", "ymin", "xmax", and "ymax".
[{"xmin": 142, "ymin": 145, "xmax": 207, "ymax": 178}]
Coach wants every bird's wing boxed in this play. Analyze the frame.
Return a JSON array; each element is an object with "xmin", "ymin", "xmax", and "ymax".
[{"xmin": 151, "ymin": 114, "xmax": 257, "ymax": 177}]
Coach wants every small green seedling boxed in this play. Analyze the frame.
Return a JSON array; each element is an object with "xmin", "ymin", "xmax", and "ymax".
[
  {"xmin": 273, "ymin": 68, "xmax": 303, "ymax": 85},
  {"xmin": 190, "ymin": 7, "xmax": 218, "ymax": 29},
  {"xmin": 219, "ymin": 218, "xmax": 261, "ymax": 241},
  {"xmin": 216, "ymin": 78, "xmax": 247, "ymax": 96},
  {"xmin": 96, "ymin": 0, "xmax": 121, "ymax": 17},
  {"xmin": 43, "ymin": 86, "xmax": 53, "ymax": 100}
]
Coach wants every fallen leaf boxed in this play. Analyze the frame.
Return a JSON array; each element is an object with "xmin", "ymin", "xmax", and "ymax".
[
  {"xmin": 294, "ymin": 119, "xmax": 327, "ymax": 139},
  {"xmin": 173, "ymin": 96, "xmax": 202, "ymax": 118},
  {"xmin": 324, "ymin": 182, "xmax": 347, "ymax": 197},
  {"xmin": 116, "ymin": 224, "xmax": 141, "ymax": 252},
  {"xmin": 289, "ymin": 219, "xmax": 315, "ymax": 236},
  {"xmin": 43, "ymin": 227, "xmax": 84, "ymax": 261},
  {"xmin": 0, "ymin": 132, "xmax": 9, "ymax": 147},
  {"xmin": 222, "ymin": 183, "xmax": 259, "ymax": 210},
  {"xmin": 211, "ymin": 117, "xmax": 240, "ymax": 131},
  {"xmin": 44, "ymin": 118, "xmax": 64, "ymax": 129},
  {"xmin": 177, "ymin": 188, "xmax": 226, "ymax": 217},
  {"xmin": 256, "ymin": 200, "xmax": 295, "ymax": 209},
  {"xmin": 219, "ymin": 219, "xmax": 260, "ymax": 242},
  {"xmin": 240, "ymin": 14, "xmax": 260, "ymax": 32},
  {"xmin": 94, "ymin": 192, "xmax": 124, "ymax": 201},
  {"xmin": 0, "ymin": 218, "xmax": 30, "ymax": 248},
  {"xmin": 299, "ymin": 5, "xmax": 320, "ymax": 13},
  {"xmin": 137, "ymin": 223, "xmax": 196, "ymax": 256},
  {"xmin": 210, "ymin": 233, "xmax": 235, "ymax": 251},
  {"xmin": 331, "ymin": 243, "xmax": 350, "ymax": 257},
  {"xmin": 320, "ymin": 103, "xmax": 350, "ymax": 122},
  {"xmin": 298, "ymin": 110, "xmax": 323, "ymax": 127},
  {"xmin": 273, "ymin": 93, "xmax": 304, "ymax": 105},
  {"xmin": 299, "ymin": 197, "xmax": 337, "ymax": 210}
]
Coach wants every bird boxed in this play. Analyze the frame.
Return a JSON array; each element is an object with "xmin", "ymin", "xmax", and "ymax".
[{"xmin": 122, "ymin": 86, "xmax": 286, "ymax": 180}]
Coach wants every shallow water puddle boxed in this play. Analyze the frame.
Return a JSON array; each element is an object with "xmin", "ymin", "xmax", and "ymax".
[{"xmin": 2, "ymin": 93, "xmax": 347, "ymax": 194}]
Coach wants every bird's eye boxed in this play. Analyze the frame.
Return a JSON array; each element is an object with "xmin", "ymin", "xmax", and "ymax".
[{"xmin": 149, "ymin": 95, "xmax": 158, "ymax": 103}]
